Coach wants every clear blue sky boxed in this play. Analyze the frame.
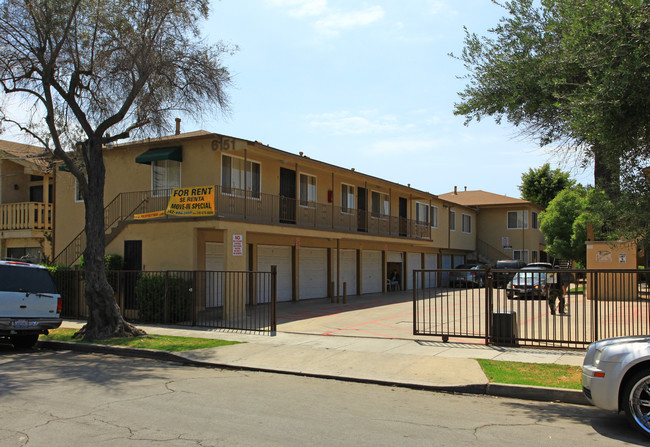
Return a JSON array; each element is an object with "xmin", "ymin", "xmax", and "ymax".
[
  {"xmin": 6, "ymin": 0, "xmax": 592, "ymax": 199},
  {"xmin": 189, "ymin": 0, "xmax": 593, "ymax": 199}
]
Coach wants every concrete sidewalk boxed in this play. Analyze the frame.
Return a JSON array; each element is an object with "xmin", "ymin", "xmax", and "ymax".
[{"xmin": 46, "ymin": 320, "xmax": 588, "ymax": 405}]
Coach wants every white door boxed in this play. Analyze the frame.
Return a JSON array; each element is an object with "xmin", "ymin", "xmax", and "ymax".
[
  {"xmin": 334, "ymin": 249, "xmax": 357, "ymax": 296},
  {"xmin": 407, "ymin": 252, "xmax": 421, "ymax": 290},
  {"xmin": 424, "ymin": 254, "xmax": 437, "ymax": 288},
  {"xmin": 299, "ymin": 247, "xmax": 328, "ymax": 299},
  {"xmin": 205, "ymin": 242, "xmax": 224, "ymax": 307},
  {"xmin": 361, "ymin": 250, "xmax": 382, "ymax": 294},
  {"xmin": 258, "ymin": 245, "xmax": 293, "ymax": 302}
]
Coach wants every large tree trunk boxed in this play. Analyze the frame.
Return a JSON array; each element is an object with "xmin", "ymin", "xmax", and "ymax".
[
  {"xmin": 593, "ymin": 146, "xmax": 621, "ymax": 202},
  {"xmin": 74, "ymin": 142, "xmax": 145, "ymax": 341}
]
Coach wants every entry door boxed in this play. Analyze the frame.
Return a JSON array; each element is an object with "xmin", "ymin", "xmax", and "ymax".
[
  {"xmin": 205, "ymin": 243, "xmax": 224, "ymax": 307},
  {"xmin": 279, "ymin": 168, "xmax": 296, "ymax": 224},
  {"xmin": 399, "ymin": 197, "xmax": 407, "ymax": 236},
  {"xmin": 357, "ymin": 187, "xmax": 367, "ymax": 232},
  {"xmin": 123, "ymin": 240, "xmax": 142, "ymax": 310}
]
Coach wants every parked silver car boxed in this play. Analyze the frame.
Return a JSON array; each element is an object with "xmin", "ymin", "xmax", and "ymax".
[{"xmin": 582, "ymin": 335, "xmax": 650, "ymax": 437}]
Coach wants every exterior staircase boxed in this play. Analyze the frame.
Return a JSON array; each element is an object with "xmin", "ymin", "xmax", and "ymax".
[{"xmin": 53, "ymin": 191, "xmax": 151, "ymax": 266}]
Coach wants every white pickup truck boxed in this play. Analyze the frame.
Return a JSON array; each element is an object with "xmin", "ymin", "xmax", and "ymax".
[{"xmin": 0, "ymin": 260, "xmax": 62, "ymax": 349}]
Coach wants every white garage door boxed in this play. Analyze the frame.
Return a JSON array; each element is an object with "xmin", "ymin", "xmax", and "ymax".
[
  {"xmin": 361, "ymin": 250, "xmax": 382, "ymax": 294},
  {"xmin": 258, "ymin": 245, "xmax": 293, "ymax": 302},
  {"xmin": 299, "ymin": 247, "xmax": 328, "ymax": 300},
  {"xmin": 205, "ymin": 242, "xmax": 224, "ymax": 307},
  {"xmin": 407, "ymin": 252, "xmax": 422, "ymax": 290},
  {"xmin": 424, "ymin": 253, "xmax": 437, "ymax": 288},
  {"xmin": 334, "ymin": 249, "xmax": 357, "ymax": 296}
]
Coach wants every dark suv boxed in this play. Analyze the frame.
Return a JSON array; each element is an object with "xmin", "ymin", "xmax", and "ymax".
[{"xmin": 493, "ymin": 259, "xmax": 527, "ymax": 288}]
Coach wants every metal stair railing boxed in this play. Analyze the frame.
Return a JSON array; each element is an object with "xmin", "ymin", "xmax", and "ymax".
[{"xmin": 53, "ymin": 191, "xmax": 151, "ymax": 266}]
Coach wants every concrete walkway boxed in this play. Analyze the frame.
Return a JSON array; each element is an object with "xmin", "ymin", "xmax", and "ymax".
[{"xmin": 51, "ymin": 318, "xmax": 588, "ymax": 406}]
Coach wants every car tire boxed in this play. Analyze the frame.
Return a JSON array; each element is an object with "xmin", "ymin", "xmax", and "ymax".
[
  {"xmin": 622, "ymin": 370, "xmax": 650, "ymax": 437},
  {"xmin": 10, "ymin": 333, "xmax": 39, "ymax": 350}
]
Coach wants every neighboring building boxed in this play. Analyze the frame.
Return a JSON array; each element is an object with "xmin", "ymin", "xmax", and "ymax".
[
  {"xmin": 0, "ymin": 140, "xmax": 54, "ymax": 262},
  {"xmin": 439, "ymin": 187, "xmax": 545, "ymax": 265},
  {"xmin": 53, "ymin": 130, "xmax": 477, "ymax": 303}
]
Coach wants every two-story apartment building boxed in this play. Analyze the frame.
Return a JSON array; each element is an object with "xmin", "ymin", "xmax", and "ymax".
[
  {"xmin": 0, "ymin": 140, "xmax": 53, "ymax": 262},
  {"xmin": 53, "ymin": 130, "xmax": 477, "ymax": 303},
  {"xmin": 439, "ymin": 188, "xmax": 545, "ymax": 265}
]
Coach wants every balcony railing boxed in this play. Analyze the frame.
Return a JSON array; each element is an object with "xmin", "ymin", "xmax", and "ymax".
[
  {"xmin": 0, "ymin": 202, "xmax": 52, "ymax": 231},
  {"xmin": 123, "ymin": 186, "xmax": 433, "ymax": 240},
  {"xmin": 54, "ymin": 186, "xmax": 433, "ymax": 266}
]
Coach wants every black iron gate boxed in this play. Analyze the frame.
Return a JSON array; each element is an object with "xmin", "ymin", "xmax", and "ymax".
[
  {"xmin": 54, "ymin": 267, "xmax": 278, "ymax": 333},
  {"xmin": 413, "ymin": 268, "xmax": 650, "ymax": 348}
]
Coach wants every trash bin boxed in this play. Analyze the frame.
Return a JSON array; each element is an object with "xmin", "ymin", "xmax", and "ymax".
[{"xmin": 491, "ymin": 311, "xmax": 518, "ymax": 346}]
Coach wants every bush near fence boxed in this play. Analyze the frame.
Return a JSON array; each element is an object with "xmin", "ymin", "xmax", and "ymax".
[{"xmin": 135, "ymin": 274, "xmax": 193, "ymax": 324}]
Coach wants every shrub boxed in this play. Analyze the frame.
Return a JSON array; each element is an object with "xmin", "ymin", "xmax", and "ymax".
[{"xmin": 135, "ymin": 274, "xmax": 193, "ymax": 323}]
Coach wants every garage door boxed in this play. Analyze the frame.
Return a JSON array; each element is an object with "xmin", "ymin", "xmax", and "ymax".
[
  {"xmin": 205, "ymin": 243, "xmax": 224, "ymax": 307},
  {"xmin": 424, "ymin": 253, "xmax": 437, "ymax": 288},
  {"xmin": 299, "ymin": 247, "xmax": 328, "ymax": 300},
  {"xmin": 361, "ymin": 250, "xmax": 382, "ymax": 294},
  {"xmin": 407, "ymin": 252, "xmax": 421, "ymax": 290},
  {"xmin": 334, "ymin": 249, "xmax": 357, "ymax": 296},
  {"xmin": 258, "ymin": 245, "xmax": 293, "ymax": 302}
]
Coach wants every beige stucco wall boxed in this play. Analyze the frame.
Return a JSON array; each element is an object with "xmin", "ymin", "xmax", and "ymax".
[
  {"xmin": 54, "ymin": 133, "xmax": 477, "ymax": 266},
  {"xmin": 475, "ymin": 205, "xmax": 544, "ymax": 262},
  {"xmin": 586, "ymin": 241, "xmax": 638, "ymax": 300}
]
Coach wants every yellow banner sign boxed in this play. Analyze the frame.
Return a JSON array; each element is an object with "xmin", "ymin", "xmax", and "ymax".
[
  {"xmin": 134, "ymin": 210, "xmax": 165, "ymax": 220},
  {"xmin": 166, "ymin": 186, "xmax": 215, "ymax": 216}
]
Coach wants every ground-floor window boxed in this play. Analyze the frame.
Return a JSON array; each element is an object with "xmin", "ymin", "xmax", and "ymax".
[
  {"xmin": 513, "ymin": 249, "xmax": 529, "ymax": 264},
  {"xmin": 7, "ymin": 247, "xmax": 42, "ymax": 263}
]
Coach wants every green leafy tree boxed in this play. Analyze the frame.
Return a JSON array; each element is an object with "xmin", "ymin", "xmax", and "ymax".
[
  {"xmin": 519, "ymin": 164, "xmax": 575, "ymax": 208},
  {"xmin": 453, "ymin": 0, "xmax": 650, "ymax": 201},
  {"xmin": 540, "ymin": 187, "xmax": 616, "ymax": 265},
  {"xmin": 0, "ymin": 0, "xmax": 234, "ymax": 340}
]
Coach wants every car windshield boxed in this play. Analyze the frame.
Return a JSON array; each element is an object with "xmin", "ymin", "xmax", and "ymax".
[
  {"xmin": 0, "ymin": 265, "xmax": 58, "ymax": 293},
  {"xmin": 512, "ymin": 270, "xmax": 547, "ymax": 285}
]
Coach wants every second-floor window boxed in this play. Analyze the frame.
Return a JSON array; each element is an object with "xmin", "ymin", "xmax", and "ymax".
[
  {"xmin": 431, "ymin": 206, "xmax": 438, "ymax": 228},
  {"xmin": 508, "ymin": 210, "xmax": 528, "ymax": 229},
  {"xmin": 221, "ymin": 154, "xmax": 261, "ymax": 198},
  {"xmin": 450, "ymin": 210, "xmax": 456, "ymax": 231},
  {"xmin": 152, "ymin": 159, "xmax": 181, "ymax": 197},
  {"xmin": 416, "ymin": 202, "xmax": 429, "ymax": 225},
  {"xmin": 532, "ymin": 211, "xmax": 538, "ymax": 229},
  {"xmin": 341, "ymin": 184, "xmax": 354, "ymax": 213},
  {"xmin": 462, "ymin": 213, "xmax": 472, "ymax": 233},
  {"xmin": 371, "ymin": 191, "xmax": 389, "ymax": 218},
  {"xmin": 300, "ymin": 173, "xmax": 316, "ymax": 207}
]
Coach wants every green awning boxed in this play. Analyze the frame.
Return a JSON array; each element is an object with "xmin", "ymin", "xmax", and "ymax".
[{"xmin": 135, "ymin": 146, "xmax": 182, "ymax": 165}]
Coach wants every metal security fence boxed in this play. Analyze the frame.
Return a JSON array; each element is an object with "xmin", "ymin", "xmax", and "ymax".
[
  {"xmin": 413, "ymin": 268, "xmax": 650, "ymax": 348},
  {"xmin": 53, "ymin": 268, "xmax": 277, "ymax": 333}
]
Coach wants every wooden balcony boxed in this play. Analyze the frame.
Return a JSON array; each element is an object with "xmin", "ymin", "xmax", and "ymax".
[{"xmin": 0, "ymin": 202, "xmax": 53, "ymax": 231}]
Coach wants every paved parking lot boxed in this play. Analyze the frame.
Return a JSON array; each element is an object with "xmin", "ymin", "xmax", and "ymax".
[{"xmin": 276, "ymin": 290, "xmax": 462, "ymax": 342}]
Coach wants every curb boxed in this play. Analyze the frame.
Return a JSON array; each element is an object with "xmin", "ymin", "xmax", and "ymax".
[{"xmin": 38, "ymin": 340, "xmax": 589, "ymax": 406}]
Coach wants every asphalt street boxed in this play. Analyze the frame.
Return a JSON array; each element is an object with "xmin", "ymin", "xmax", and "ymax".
[{"xmin": 0, "ymin": 349, "xmax": 646, "ymax": 446}]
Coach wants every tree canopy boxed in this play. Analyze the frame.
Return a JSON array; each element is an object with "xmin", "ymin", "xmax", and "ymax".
[
  {"xmin": 454, "ymin": 0, "xmax": 650, "ymax": 199},
  {"xmin": 519, "ymin": 163, "xmax": 575, "ymax": 208},
  {"xmin": 0, "ymin": 0, "xmax": 235, "ymax": 340},
  {"xmin": 540, "ymin": 186, "xmax": 616, "ymax": 266}
]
